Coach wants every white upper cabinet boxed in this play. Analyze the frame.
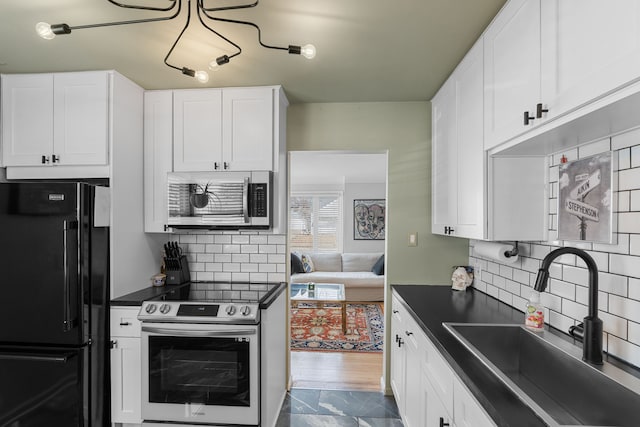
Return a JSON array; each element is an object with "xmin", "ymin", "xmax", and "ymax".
[
  {"xmin": 173, "ymin": 88, "xmax": 224, "ymax": 172},
  {"xmin": 483, "ymin": 0, "xmax": 541, "ymax": 150},
  {"xmin": 173, "ymin": 87, "xmax": 273, "ymax": 172},
  {"xmin": 485, "ymin": 0, "xmax": 640, "ymax": 151},
  {"xmin": 223, "ymin": 87, "xmax": 273, "ymax": 171},
  {"xmin": 144, "ymin": 90, "xmax": 173, "ymax": 233},
  {"xmin": 432, "ymin": 41, "xmax": 488, "ymax": 240},
  {"xmin": 433, "ymin": 38, "xmax": 547, "ymax": 241},
  {"xmin": 540, "ymin": 0, "xmax": 640, "ymax": 118},
  {"xmin": 2, "ymin": 71, "xmax": 108, "ymax": 167}
]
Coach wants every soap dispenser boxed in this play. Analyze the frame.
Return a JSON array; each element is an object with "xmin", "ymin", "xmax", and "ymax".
[{"xmin": 525, "ymin": 291, "xmax": 545, "ymax": 331}]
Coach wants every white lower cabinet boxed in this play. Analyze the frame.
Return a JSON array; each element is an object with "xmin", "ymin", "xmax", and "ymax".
[
  {"xmin": 453, "ymin": 376, "xmax": 496, "ymax": 427},
  {"xmin": 110, "ymin": 307, "xmax": 142, "ymax": 425},
  {"xmin": 391, "ymin": 294, "xmax": 496, "ymax": 427}
]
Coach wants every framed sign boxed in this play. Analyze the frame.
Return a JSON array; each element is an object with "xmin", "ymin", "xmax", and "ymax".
[
  {"xmin": 558, "ymin": 152, "xmax": 614, "ymax": 243},
  {"xmin": 354, "ymin": 199, "xmax": 385, "ymax": 240}
]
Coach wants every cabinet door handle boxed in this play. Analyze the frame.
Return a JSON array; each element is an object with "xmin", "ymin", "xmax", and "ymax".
[
  {"xmin": 536, "ymin": 103, "xmax": 549, "ymax": 118},
  {"xmin": 392, "ymin": 310, "xmax": 399, "ymax": 314},
  {"xmin": 439, "ymin": 417, "xmax": 450, "ymax": 427},
  {"xmin": 110, "ymin": 340, "xmax": 117, "ymax": 349},
  {"xmin": 444, "ymin": 226, "xmax": 455, "ymax": 235},
  {"xmin": 224, "ymin": 162, "xmax": 230, "ymax": 170},
  {"xmin": 397, "ymin": 338, "xmax": 404, "ymax": 348},
  {"xmin": 52, "ymin": 154, "xmax": 60, "ymax": 163},
  {"xmin": 42, "ymin": 155, "xmax": 50, "ymax": 164},
  {"xmin": 214, "ymin": 162, "xmax": 220, "ymax": 170},
  {"xmin": 523, "ymin": 111, "xmax": 535, "ymax": 125}
]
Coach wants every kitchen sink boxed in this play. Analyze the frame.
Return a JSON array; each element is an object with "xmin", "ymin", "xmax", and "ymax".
[{"xmin": 443, "ymin": 323, "xmax": 640, "ymax": 427}]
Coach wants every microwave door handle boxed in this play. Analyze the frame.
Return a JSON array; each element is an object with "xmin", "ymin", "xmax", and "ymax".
[
  {"xmin": 243, "ymin": 178, "xmax": 249, "ymax": 223},
  {"xmin": 142, "ymin": 326, "xmax": 257, "ymax": 337}
]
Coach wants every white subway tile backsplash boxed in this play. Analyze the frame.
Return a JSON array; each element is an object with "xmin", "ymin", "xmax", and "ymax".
[
  {"xmin": 578, "ymin": 138, "xmax": 610, "ymax": 158},
  {"xmin": 618, "ymin": 191, "xmax": 631, "ymax": 212},
  {"xmin": 630, "ymin": 278, "xmax": 640, "ymax": 301},
  {"xmin": 593, "ymin": 234, "xmax": 629, "ymax": 255},
  {"xmin": 599, "ymin": 311, "xmax": 628, "ymax": 339},
  {"xmin": 612, "ymin": 127, "xmax": 640, "ymax": 150},
  {"xmin": 231, "ymin": 235, "xmax": 250, "ymax": 245},
  {"xmin": 196, "ymin": 234, "xmax": 214, "ymax": 244},
  {"xmin": 619, "ymin": 167, "xmax": 640, "ymax": 191},
  {"xmin": 215, "ymin": 253, "xmax": 232, "ymax": 263},
  {"xmin": 610, "ymin": 254, "xmax": 640, "ymax": 278},
  {"xmin": 618, "ymin": 212, "xmax": 640, "ymax": 233},
  {"xmin": 548, "ymin": 310, "xmax": 577, "ymax": 333},
  {"xmin": 630, "ymin": 190, "xmax": 640, "ymax": 211},
  {"xmin": 598, "ymin": 272, "xmax": 628, "ymax": 297},
  {"xmin": 498, "ymin": 289, "xmax": 513, "ymax": 306},
  {"xmin": 607, "ymin": 335, "xmax": 640, "ymax": 368},
  {"xmin": 562, "ymin": 265, "xmax": 589, "ymax": 285},
  {"xmin": 493, "ymin": 275, "xmax": 506, "ymax": 290},
  {"xmin": 629, "ymin": 322, "xmax": 640, "ymax": 346},
  {"xmin": 469, "ymin": 137, "xmax": 640, "ymax": 369},
  {"xmin": 549, "ymin": 279, "xmax": 576, "ymax": 300},
  {"xmin": 268, "ymin": 235, "xmax": 287, "ymax": 245},
  {"xmin": 609, "ymin": 295, "xmax": 640, "ymax": 323},
  {"xmin": 214, "ymin": 235, "xmax": 232, "ymax": 244},
  {"xmin": 632, "ymin": 145, "xmax": 640, "ymax": 168},
  {"xmin": 499, "ymin": 265, "xmax": 514, "ymax": 279},
  {"xmin": 619, "ymin": 148, "xmax": 631, "ymax": 170}
]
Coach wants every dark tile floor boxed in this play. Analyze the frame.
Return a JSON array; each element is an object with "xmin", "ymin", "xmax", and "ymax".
[{"xmin": 275, "ymin": 388, "xmax": 404, "ymax": 427}]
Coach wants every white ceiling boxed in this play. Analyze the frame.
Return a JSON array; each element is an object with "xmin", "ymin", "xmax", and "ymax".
[
  {"xmin": 290, "ymin": 152, "xmax": 387, "ymax": 185},
  {"xmin": 0, "ymin": 0, "xmax": 506, "ymax": 104}
]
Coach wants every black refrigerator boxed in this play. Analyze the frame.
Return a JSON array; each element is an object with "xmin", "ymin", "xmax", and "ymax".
[{"xmin": 0, "ymin": 182, "xmax": 110, "ymax": 427}]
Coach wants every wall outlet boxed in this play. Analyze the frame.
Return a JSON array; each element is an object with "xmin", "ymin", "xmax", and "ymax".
[{"xmin": 408, "ymin": 232, "xmax": 418, "ymax": 247}]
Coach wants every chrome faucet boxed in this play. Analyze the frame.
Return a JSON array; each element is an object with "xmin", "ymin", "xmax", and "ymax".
[{"xmin": 533, "ymin": 247, "xmax": 603, "ymax": 365}]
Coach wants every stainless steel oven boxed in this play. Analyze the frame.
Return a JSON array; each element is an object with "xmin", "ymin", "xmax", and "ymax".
[{"xmin": 139, "ymin": 301, "xmax": 260, "ymax": 426}]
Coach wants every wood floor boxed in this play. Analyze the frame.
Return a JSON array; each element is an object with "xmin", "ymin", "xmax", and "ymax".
[{"xmin": 290, "ymin": 350, "xmax": 384, "ymax": 391}]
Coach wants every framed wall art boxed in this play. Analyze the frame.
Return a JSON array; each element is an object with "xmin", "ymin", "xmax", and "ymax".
[
  {"xmin": 354, "ymin": 199, "xmax": 385, "ymax": 240},
  {"xmin": 557, "ymin": 151, "xmax": 614, "ymax": 243}
]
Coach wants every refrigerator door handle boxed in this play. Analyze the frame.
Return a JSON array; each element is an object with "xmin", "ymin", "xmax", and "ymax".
[
  {"xmin": 0, "ymin": 351, "xmax": 77, "ymax": 363},
  {"xmin": 62, "ymin": 220, "xmax": 78, "ymax": 332}
]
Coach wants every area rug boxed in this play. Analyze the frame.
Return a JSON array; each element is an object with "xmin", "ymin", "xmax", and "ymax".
[{"xmin": 290, "ymin": 303, "xmax": 384, "ymax": 352}]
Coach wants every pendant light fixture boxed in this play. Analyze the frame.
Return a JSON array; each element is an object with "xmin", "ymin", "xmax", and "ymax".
[{"xmin": 35, "ymin": 0, "xmax": 315, "ymax": 83}]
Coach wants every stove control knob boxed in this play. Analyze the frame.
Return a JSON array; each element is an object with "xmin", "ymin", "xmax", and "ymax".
[
  {"xmin": 240, "ymin": 306, "xmax": 252, "ymax": 316},
  {"xmin": 225, "ymin": 305, "xmax": 237, "ymax": 316},
  {"xmin": 159, "ymin": 304, "xmax": 171, "ymax": 314},
  {"xmin": 145, "ymin": 304, "xmax": 157, "ymax": 314}
]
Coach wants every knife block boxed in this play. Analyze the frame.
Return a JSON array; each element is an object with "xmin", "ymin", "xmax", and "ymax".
[{"xmin": 165, "ymin": 255, "xmax": 191, "ymax": 285}]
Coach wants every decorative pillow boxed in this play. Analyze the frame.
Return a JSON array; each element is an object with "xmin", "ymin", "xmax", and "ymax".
[
  {"xmin": 291, "ymin": 252, "xmax": 304, "ymax": 274},
  {"xmin": 372, "ymin": 254, "xmax": 385, "ymax": 275},
  {"xmin": 300, "ymin": 253, "xmax": 315, "ymax": 273}
]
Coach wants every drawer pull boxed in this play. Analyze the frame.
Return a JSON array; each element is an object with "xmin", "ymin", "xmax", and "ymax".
[
  {"xmin": 439, "ymin": 417, "xmax": 450, "ymax": 427},
  {"xmin": 119, "ymin": 322, "xmax": 131, "ymax": 326},
  {"xmin": 405, "ymin": 331, "xmax": 413, "ymax": 336}
]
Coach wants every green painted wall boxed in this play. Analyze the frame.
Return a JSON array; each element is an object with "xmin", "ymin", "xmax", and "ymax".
[{"xmin": 287, "ymin": 101, "xmax": 469, "ymax": 286}]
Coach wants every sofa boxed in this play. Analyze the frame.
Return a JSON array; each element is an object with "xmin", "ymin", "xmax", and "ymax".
[{"xmin": 290, "ymin": 252, "xmax": 385, "ymax": 301}]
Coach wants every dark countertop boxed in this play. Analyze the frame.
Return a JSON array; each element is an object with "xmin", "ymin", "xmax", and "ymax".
[
  {"xmin": 392, "ymin": 285, "xmax": 566, "ymax": 427},
  {"xmin": 111, "ymin": 281, "xmax": 287, "ymax": 310}
]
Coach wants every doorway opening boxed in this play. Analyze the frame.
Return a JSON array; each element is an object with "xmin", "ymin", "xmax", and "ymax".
[{"xmin": 288, "ymin": 150, "xmax": 388, "ymax": 391}]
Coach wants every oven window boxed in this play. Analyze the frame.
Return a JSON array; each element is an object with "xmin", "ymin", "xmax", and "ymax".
[{"xmin": 148, "ymin": 336, "xmax": 251, "ymax": 406}]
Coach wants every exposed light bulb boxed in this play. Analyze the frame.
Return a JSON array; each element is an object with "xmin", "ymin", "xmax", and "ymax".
[
  {"xmin": 36, "ymin": 22, "xmax": 55, "ymax": 40},
  {"xmin": 194, "ymin": 70, "xmax": 209, "ymax": 83},
  {"xmin": 300, "ymin": 44, "xmax": 316, "ymax": 59},
  {"xmin": 209, "ymin": 55, "xmax": 230, "ymax": 70}
]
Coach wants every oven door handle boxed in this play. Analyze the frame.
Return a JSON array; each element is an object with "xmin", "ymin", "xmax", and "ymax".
[{"xmin": 142, "ymin": 326, "xmax": 257, "ymax": 337}]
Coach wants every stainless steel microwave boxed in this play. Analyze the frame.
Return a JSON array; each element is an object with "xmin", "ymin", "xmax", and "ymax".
[{"xmin": 166, "ymin": 171, "xmax": 272, "ymax": 230}]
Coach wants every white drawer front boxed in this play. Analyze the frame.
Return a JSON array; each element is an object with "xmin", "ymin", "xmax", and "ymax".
[{"xmin": 110, "ymin": 307, "xmax": 142, "ymax": 337}]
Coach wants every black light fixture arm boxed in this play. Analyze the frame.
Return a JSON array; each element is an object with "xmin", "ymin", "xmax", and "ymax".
[
  {"xmin": 107, "ymin": 0, "xmax": 178, "ymax": 12},
  {"xmin": 64, "ymin": 0, "xmax": 182, "ymax": 33},
  {"xmin": 163, "ymin": 0, "xmax": 192, "ymax": 73},
  {"xmin": 200, "ymin": 0, "xmax": 289, "ymax": 52},
  {"xmin": 197, "ymin": 0, "xmax": 242, "ymax": 59}
]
